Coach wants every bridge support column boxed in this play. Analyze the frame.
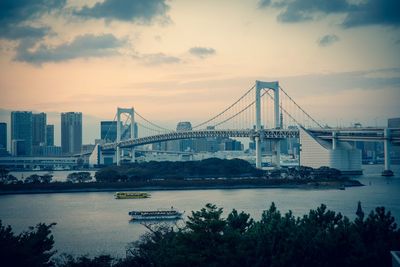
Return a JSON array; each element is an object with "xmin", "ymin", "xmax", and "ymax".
[
  {"xmin": 332, "ymin": 131, "xmax": 337, "ymax": 150},
  {"xmin": 255, "ymin": 80, "xmax": 280, "ymax": 169},
  {"xmin": 274, "ymin": 141, "xmax": 281, "ymax": 168},
  {"xmin": 116, "ymin": 146, "xmax": 121, "ymax": 166},
  {"xmin": 382, "ymin": 128, "xmax": 393, "ymax": 176},
  {"xmin": 255, "ymin": 137, "xmax": 262, "ymax": 168},
  {"xmin": 131, "ymin": 148, "xmax": 135, "ymax": 163},
  {"xmin": 255, "ymin": 81, "xmax": 262, "ymax": 169}
]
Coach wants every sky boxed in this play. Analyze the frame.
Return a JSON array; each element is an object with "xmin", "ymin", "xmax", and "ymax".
[{"xmin": 0, "ymin": 0, "xmax": 399, "ymax": 145}]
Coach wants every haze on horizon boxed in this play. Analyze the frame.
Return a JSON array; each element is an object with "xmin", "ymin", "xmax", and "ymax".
[{"xmin": 1, "ymin": 0, "xmax": 399, "ymax": 144}]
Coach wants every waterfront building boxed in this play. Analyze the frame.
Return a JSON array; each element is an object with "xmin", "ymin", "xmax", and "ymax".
[
  {"xmin": 0, "ymin": 156, "xmax": 77, "ymax": 170},
  {"xmin": 11, "ymin": 111, "xmax": 32, "ymax": 156},
  {"xmin": 33, "ymin": 145, "xmax": 62, "ymax": 157},
  {"xmin": 0, "ymin": 122, "xmax": 6, "ymax": 152},
  {"xmin": 61, "ymin": 112, "xmax": 82, "ymax": 155},
  {"xmin": 46, "ymin": 125, "xmax": 54, "ymax": 146},
  {"xmin": 32, "ymin": 113, "xmax": 47, "ymax": 146}
]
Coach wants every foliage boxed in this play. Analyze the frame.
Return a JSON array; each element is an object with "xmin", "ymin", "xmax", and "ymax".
[
  {"xmin": 1, "ymin": 203, "xmax": 399, "ymax": 267},
  {"xmin": 0, "ymin": 220, "xmax": 56, "ymax": 267},
  {"xmin": 24, "ymin": 174, "xmax": 53, "ymax": 184},
  {"xmin": 95, "ymin": 158, "xmax": 263, "ymax": 182},
  {"xmin": 67, "ymin": 172, "xmax": 92, "ymax": 183},
  {"xmin": 124, "ymin": 203, "xmax": 400, "ymax": 267}
]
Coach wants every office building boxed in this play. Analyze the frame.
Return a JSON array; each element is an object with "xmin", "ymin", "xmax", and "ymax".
[
  {"xmin": 101, "ymin": 121, "xmax": 117, "ymax": 142},
  {"xmin": 11, "ymin": 111, "xmax": 32, "ymax": 156},
  {"xmin": 176, "ymin": 121, "xmax": 193, "ymax": 151},
  {"xmin": 61, "ymin": 112, "xmax": 82, "ymax": 155},
  {"xmin": 388, "ymin": 118, "xmax": 400, "ymax": 163},
  {"xmin": 0, "ymin": 122, "xmax": 6, "ymax": 151},
  {"xmin": 32, "ymin": 113, "xmax": 47, "ymax": 146},
  {"xmin": 46, "ymin": 125, "xmax": 54, "ymax": 146}
]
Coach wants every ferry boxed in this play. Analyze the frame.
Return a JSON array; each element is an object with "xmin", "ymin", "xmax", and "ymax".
[
  {"xmin": 114, "ymin": 192, "xmax": 150, "ymax": 199},
  {"xmin": 128, "ymin": 208, "xmax": 183, "ymax": 220}
]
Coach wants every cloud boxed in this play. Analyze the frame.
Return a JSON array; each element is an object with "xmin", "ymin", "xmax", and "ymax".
[
  {"xmin": 342, "ymin": 0, "xmax": 400, "ymax": 28},
  {"xmin": 74, "ymin": 0, "xmax": 170, "ymax": 24},
  {"xmin": 318, "ymin": 34, "xmax": 339, "ymax": 47},
  {"xmin": 0, "ymin": 25, "xmax": 51, "ymax": 40},
  {"xmin": 258, "ymin": 0, "xmax": 400, "ymax": 28},
  {"xmin": 0, "ymin": 0, "xmax": 65, "ymax": 40},
  {"xmin": 189, "ymin": 47, "xmax": 216, "ymax": 58},
  {"xmin": 136, "ymin": 52, "xmax": 181, "ymax": 65},
  {"xmin": 14, "ymin": 34, "xmax": 126, "ymax": 64},
  {"xmin": 0, "ymin": 0, "xmax": 66, "ymax": 26}
]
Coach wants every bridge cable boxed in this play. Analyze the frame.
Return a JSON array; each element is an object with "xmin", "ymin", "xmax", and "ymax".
[
  {"xmin": 193, "ymin": 84, "xmax": 255, "ymax": 129},
  {"xmin": 135, "ymin": 121, "xmax": 166, "ymax": 134},
  {"xmin": 213, "ymin": 90, "xmax": 269, "ymax": 128},
  {"xmin": 279, "ymin": 85, "xmax": 324, "ymax": 128},
  {"xmin": 134, "ymin": 110, "xmax": 173, "ymax": 132}
]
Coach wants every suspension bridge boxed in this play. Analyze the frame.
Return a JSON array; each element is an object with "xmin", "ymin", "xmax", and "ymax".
[{"xmin": 92, "ymin": 80, "xmax": 399, "ymax": 175}]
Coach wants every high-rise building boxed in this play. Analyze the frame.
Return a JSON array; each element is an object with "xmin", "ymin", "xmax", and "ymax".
[
  {"xmin": 32, "ymin": 113, "xmax": 47, "ymax": 146},
  {"xmin": 61, "ymin": 112, "xmax": 82, "ymax": 155},
  {"xmin": 101, "ymin": 121, "xmax": 117, "ymax": 142},
  {"xmin": 176, "ymin": 122, "xmax": 193, "ymax": 151},
  {"xmin": 388, "ymin": 118, "xmax": 400, "ymax": 128},
  {"xmin": 46, "ymin": 125, "xmax": 54, "ymax": 146},
  {"xmin": 11, "ymin": 111, "xmax": 33, "ymax": 156},
  {"xmin": 0, "ymin": 122, "xmax": 6, "ymax": 151},
  {"xmin": 388, "ymin": 118, "xmax": 400, "ymax": 163}
]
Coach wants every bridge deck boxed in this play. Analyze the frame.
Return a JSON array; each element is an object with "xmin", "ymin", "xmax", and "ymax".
[{"xmin": 101, "ymin": 127, "xmax": 399, "ymax": 150}]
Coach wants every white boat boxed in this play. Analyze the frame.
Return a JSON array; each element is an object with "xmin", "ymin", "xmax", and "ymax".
[{"xmin": 128, "ymin": 208, "xmax": 183, "ymax": 220}]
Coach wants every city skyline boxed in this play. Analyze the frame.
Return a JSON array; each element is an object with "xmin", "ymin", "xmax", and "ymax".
[{"xmin": 0, "ymin": 0, "xmax": 399, "ymax": 130}]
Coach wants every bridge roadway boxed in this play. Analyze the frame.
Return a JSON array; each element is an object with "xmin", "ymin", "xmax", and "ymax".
[
  {"xmin": 101, "ymin": 129, "xmax": 299, "ymax": 150},
  {"xmin": 101, "ymin": 127, "xmax": 400, "ymax": 150}
]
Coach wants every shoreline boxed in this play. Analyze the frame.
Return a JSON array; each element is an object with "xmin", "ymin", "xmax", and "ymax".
[{"xmin": 0, "ymin": 180, "xmax": 363, "ymax": 195}]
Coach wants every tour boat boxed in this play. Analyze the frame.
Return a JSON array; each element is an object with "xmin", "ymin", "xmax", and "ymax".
[
  {"xmin": 114, "ymin": 192, "xmax": 150, "ymax": 199},
  {"xmin": 128, "ymin": 208, "xmax": 183, "ymax": 220}
]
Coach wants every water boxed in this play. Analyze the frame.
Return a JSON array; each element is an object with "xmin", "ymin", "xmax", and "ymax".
[{"xmin": 0, "ymin": 165, "xmax": 399, "ymax": 258}]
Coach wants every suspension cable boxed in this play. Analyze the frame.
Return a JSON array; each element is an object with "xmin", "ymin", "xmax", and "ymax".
[
  {"xmin": 265, "ymin": 91, "xmax": 302, "ymax": 127},
  {"xmin": 279, "ymin": 85, "xmax": 324, "ymax": 128},
  {"xmin": 193, "ymin": 84, "xmax": 255, "ymax": 129},
  {"xmin": 213, "ymin": 90, "xmax": 268, "ymax": 128},
  {"xmin": 134, "ymin": 110, "xmax": 172, "ymax": 132},
  {"xmin": 136, "ymin": 121, "xmax": 165, "ymax": 133}
]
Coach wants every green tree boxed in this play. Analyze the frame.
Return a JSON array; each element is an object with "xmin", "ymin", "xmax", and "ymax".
[
  {"xmin": 0, "ymin": 220, "xmax": 56, "ymax": 267},
  {"xmin": 67, "ymin": 172, "xmax": 92, "ymax": 183}
]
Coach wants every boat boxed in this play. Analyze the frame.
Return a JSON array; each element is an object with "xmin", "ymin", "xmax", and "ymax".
[
  {"xmin": 114, "ymin": 192, "xmax": 150, "ymax": 199},
  {"xmin": 339, "ymin": 184, "xmax": 346, "ymax": 190},
  {"xmin": 128, "ymin": 208, "xmax": 183, "ymax": 220}
]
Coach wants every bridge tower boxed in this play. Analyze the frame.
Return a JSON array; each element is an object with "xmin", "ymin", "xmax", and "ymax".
[
  {"xmin": 255, "ymin": 80, "xmax": 280, "ymax": 169},
  {"xmin": 116, "ymin": 107, "xmax": 136, "ymax": 166}
]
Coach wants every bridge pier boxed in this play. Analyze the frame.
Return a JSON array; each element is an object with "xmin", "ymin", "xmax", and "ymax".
[
  {"xmin": 255, "ymin": 80, "xmax": 280, "ymax": 169},
  {"xmin": 382, "ymin": 128, "xmax": 393, "ymax": 176},
  {"xmin": 116, "ymin": 146, "xmax": 121, "ymax": 166},
  {"xmin": 131, "ymin": 148, "xmax": 135, "ymax": 163},
  {"xmin": 255, "ymin": 137, "xmax": 262, "ymax": 168},
  {"xmin": 273, "ymin": 140, "xmax": 281, "ymax": 168},
  {"xmin": 115, "ymin": 107, "xmax": 135, "ymax": 166},
  {"xmin": 332, "ymin": 131, "xmax": 337, "ymax": 150}
]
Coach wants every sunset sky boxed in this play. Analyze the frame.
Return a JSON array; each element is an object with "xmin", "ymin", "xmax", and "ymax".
[{"xmin": 0, "ymin": 0, "xmax": 399, "ymax": 144}]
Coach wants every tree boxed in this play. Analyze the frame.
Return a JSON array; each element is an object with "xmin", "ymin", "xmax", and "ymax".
[
  {"xmin": 0, "ymin": 220, "xmax": 56, "ymax": 267},
  {"xmin": 67, "ymin": 172, "xmax": 92, "ymax": 183}
]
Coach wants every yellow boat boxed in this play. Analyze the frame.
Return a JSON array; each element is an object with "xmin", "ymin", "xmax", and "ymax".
[{"xmin": 114, "ymin": 192, "xmax": 150, "ymax": 199}]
